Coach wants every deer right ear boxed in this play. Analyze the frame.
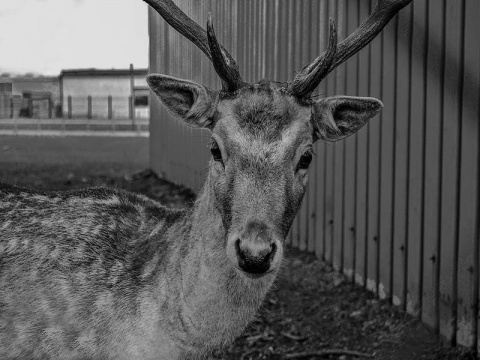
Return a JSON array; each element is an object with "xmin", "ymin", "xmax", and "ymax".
[
  {"xmin": 147, "ymin": 74, "xmax": 218, "ymax": 129},
  {"xmin": 311, "ymin": 96, "xmax": 383, "ymax": 142}
]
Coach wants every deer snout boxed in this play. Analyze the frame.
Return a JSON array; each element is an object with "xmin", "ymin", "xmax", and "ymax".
[
  {"xmin": 235, "ymin": 238, "xmax": 277, "ymax": 274},
  {"xmin": 227, "ymin": 221, "xmax": 282, "ymax": 275}
]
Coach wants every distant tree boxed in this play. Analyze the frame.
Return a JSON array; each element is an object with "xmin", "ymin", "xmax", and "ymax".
[{"xmin": 0, "ymin": 73, "xmax": 11, "ymax": 78}]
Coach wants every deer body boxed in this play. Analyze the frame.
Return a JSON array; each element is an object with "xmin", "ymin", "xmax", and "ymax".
[
  {"xmin": 0, "ymin": 181, "xmax": 277, "ymax": 359},
  {"xmin": 0, "ymin": 0, "xmax": 413, "ymax": 358}
]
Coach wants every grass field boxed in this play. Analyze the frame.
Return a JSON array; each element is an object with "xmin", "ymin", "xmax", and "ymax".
[
  {"xmin": 0, "ymin": 118, "xmax": 149, "ymax": 136},
  {"xmin": 0, "ymin": 135, "xmax": 148, "ymax": 189}
]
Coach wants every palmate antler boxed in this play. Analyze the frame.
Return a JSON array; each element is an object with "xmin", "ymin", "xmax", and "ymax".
[{"xmin": 144, "ymin": 0, "xmax": 413, "ymax": 99}]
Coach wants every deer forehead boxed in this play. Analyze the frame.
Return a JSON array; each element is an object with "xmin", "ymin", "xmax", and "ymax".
[{"xmin": 214, "ymin": 87, "xmax": 313, "ymax": 161}]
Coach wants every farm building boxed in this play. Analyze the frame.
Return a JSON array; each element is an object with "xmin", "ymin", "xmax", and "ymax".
[
  {"xmin": 0, "ymin": 76, "xmax": 60, "ymax": 118},
  {"xmin": 59, "ymin": 67, "xmax": 150, "ymax": 119},
  {"xmin": 147, "ymin": 0, "xmax": 480, "ymax": 354},
  {"xmin": 1, "ymin": 76, "xmax": 60, "ymax": 99}
]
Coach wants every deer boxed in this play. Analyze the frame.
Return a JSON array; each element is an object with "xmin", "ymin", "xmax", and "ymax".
[{"xmin": 0, "ymin": 0, "xmax": 412, "ymax": 359}]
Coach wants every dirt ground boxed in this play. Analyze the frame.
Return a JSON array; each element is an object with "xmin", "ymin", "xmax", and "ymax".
[{"xmin": 0, "ymin": 136, "xmax": 477, "ymax": 360}]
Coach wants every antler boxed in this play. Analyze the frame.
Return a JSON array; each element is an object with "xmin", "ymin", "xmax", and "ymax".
[
  {"xmin": 287, "ymin": 19, "xmax": 338, "ymax": 99},
  {"xmin": 287, "ymin": 0, "xmax": 413, "ymax": 99},
  {"xmin": 143, "ymin": 0, "xmax": 246, "ymax": 93}
]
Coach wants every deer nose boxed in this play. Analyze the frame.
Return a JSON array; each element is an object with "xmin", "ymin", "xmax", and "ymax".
[{"xmin": 235, "ymin": 238, "xmax": 277, "ymax": 274}]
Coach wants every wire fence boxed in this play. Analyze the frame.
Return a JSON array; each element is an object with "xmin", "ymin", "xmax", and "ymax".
[
  {"xmin": 0, "ymin": 95, "xmax": 149, "ymax": 120},
  {"xmin": 0, "ymin": 95, "xmax": 149, "ymax": 136}
]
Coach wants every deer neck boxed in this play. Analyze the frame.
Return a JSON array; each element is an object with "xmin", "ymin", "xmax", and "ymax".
[{"xmin": 165, "ymin": 172, "xmax": 277, "ymax": 350}]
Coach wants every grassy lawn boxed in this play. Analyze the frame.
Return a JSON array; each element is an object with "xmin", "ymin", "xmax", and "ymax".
[{"xmin": 0, "ymin": 135, "xmax": 148, "ymax": 190}]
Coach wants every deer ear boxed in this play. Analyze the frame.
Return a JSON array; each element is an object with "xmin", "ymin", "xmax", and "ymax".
[
  {"xmin": 311, "ymin": 96, "xmax": 383, "ymax": 142},
  {"xmin": 147, "ymin": 74, "xmax": 218, "ymax": 129}
]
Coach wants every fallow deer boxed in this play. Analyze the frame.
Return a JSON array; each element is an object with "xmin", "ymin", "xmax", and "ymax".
[{"xmin": 0, "ymin": 0, "xmax": 412, "ymax": 359}]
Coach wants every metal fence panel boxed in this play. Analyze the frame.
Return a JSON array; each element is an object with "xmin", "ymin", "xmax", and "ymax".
[
  {"xmin": 343, "ymin": 0, "xmax": 359, "ymax": 282},
  {"xmin": 439, "ymin": 0, "xmax": 464, "ymax": 344},
  {"xmin": 422, "ymin": 0, "xmax": 445, "ymax": 332},
  {"xmin": 332, "ymin": 0, "xmax": 346, "ymax": 272},
  {"xmin": 148, "ymin": 0, "xmax": 480, "ymax": 351},
  {"xmin": 406, "ymin": 0, "xmax": 428, "ymax": 318},
  {"xmin": 457, "ymin": 0, "xmax": 480, "ymax": 348},
  {"xmin": 355, "ymin": 1, "xmax": 373, "ymax": 287},
  {"xmin": 366, "ymin": 25, "xmax": 382, "ymax": 295},
  {"xmin": 392, "ymin": 4, "xmax": 412, "ymax": 310}
]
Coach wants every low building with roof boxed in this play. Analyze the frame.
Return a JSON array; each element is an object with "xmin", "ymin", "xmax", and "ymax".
[
  {"xmin": 0, "ymin": 76, "xmax": 60, "ymax": 118},
  {"xmin": 59, "ymin": 67, "xmax": 149, "ymax": 119}
]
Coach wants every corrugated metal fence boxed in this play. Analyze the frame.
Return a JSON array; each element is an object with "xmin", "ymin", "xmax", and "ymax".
[{"xmin": 148, "ymin": 0, "xmax": 480, "ymax": 351}]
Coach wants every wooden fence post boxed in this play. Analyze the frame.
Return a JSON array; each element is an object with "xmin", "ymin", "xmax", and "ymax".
[
  {"xmin": 87, "ymin": 95, "xmax": 92, "ymax": 120},
  {"xmin": 48, "ymin": 99, "xmax": 53, "ymax": 119},
  {"xmin": 68, "ymin": 96, "xmax": 72, "ymax": 119},
  {"xmin": 12, "ymin": 97, "xmax": 17, "ymax": 133},
  {"xmin": 10, "ymin": 97, "xmax": 14, "ymax": 119},
  {"xmin": 129, "ymin": 63, "xmax": 136, "ymax": 131},
  {"xmin": 131, "ymin": 97, "xmax": 137, "ymax": 131},
  {"xmin": 28, "ymin": 98, "xmax": 33, "ymax": 118},
  {"xmin": 108, "ymin": 95, "xmax": 113, "ymax": 120},
  {"xmin": 109, "ymin": 96, "xmax": 115, "ymax": 133},
  {"xmin": 129, "ymin": 96, "xmax": 133, "ymax": 120}
]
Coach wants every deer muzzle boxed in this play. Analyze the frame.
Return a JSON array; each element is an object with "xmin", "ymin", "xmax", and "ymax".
[{"xmin": 227, "ymin": 220, "xmax": 282, "ymax": 275}]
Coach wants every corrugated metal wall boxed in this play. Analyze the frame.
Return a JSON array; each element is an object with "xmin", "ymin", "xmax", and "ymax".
[{"xmin": 148, "ymin": 0, "xmax": 480, "ymax": 351}]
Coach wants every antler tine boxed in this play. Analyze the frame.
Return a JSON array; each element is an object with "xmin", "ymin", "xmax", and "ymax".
[
  {"xmin": 207, "ymin": 14, "xmax": 246, "ymax": 93},
  {"xmin": 288, "ymin": 0, "xmax": 413, "ymax": 99},
  {"xmin": 287, "ymin": 19, "xmax": 337, "ymax": 99},
  {"xmin": 330, "ymin": 0, "xmax": 413, "ymax": 71},
  {"xmin": 143, "ymin": 0, "xmax": 245, "ymax": 93}
]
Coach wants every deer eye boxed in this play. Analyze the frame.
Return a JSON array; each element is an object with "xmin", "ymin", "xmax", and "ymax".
[
  {"xmin": 297, "ymin": 150, "xmax": 313, "ymax": 171},
  {"xmin": 210, "ymin": 141, "xmax": 223, "ymax": 163}
]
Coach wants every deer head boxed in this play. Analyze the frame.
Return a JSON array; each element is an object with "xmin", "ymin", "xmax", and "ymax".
[{"xmin": 144, "ymin": 0, "xmax": 412, "ymax": 276}]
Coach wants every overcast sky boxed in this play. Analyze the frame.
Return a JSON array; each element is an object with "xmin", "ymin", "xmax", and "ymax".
[{"xmin": 0, "ymin": 0, "xmax": 149, "ymax": 76}]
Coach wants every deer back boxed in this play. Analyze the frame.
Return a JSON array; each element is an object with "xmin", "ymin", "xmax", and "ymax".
[{"xmin": 0, "ymin": 183, "xmax": 188, "ymax": 359}]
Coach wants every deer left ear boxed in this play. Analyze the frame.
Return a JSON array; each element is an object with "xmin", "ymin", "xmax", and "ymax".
[
  {"xmin": 147, "ymin": 74, "xmax": 218, "ymax": 129},
  {"xmin": 311, "ymin": 96, "xmax": 383, "ymax": 142}
]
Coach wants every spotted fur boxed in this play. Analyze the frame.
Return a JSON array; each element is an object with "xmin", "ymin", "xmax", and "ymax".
[{"xmin": 0, "ymin": 180, "xmax": 281, "ymax": 359}]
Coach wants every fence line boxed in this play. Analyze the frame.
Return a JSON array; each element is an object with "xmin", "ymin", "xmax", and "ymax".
[
  {"xmin": 0, "ymin": 118, "xmax": 149, "ymax": 137},
  {"xmin": 0, "ymin": 129, "xmax": 149, "ymax": 137},
  {"xmin": 148, "ymin": 0, "xmax": 480, "ymax": 351},
  {"xmin": 0, "ymin": 95, "xmax": 149, "ymax": 120}
]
